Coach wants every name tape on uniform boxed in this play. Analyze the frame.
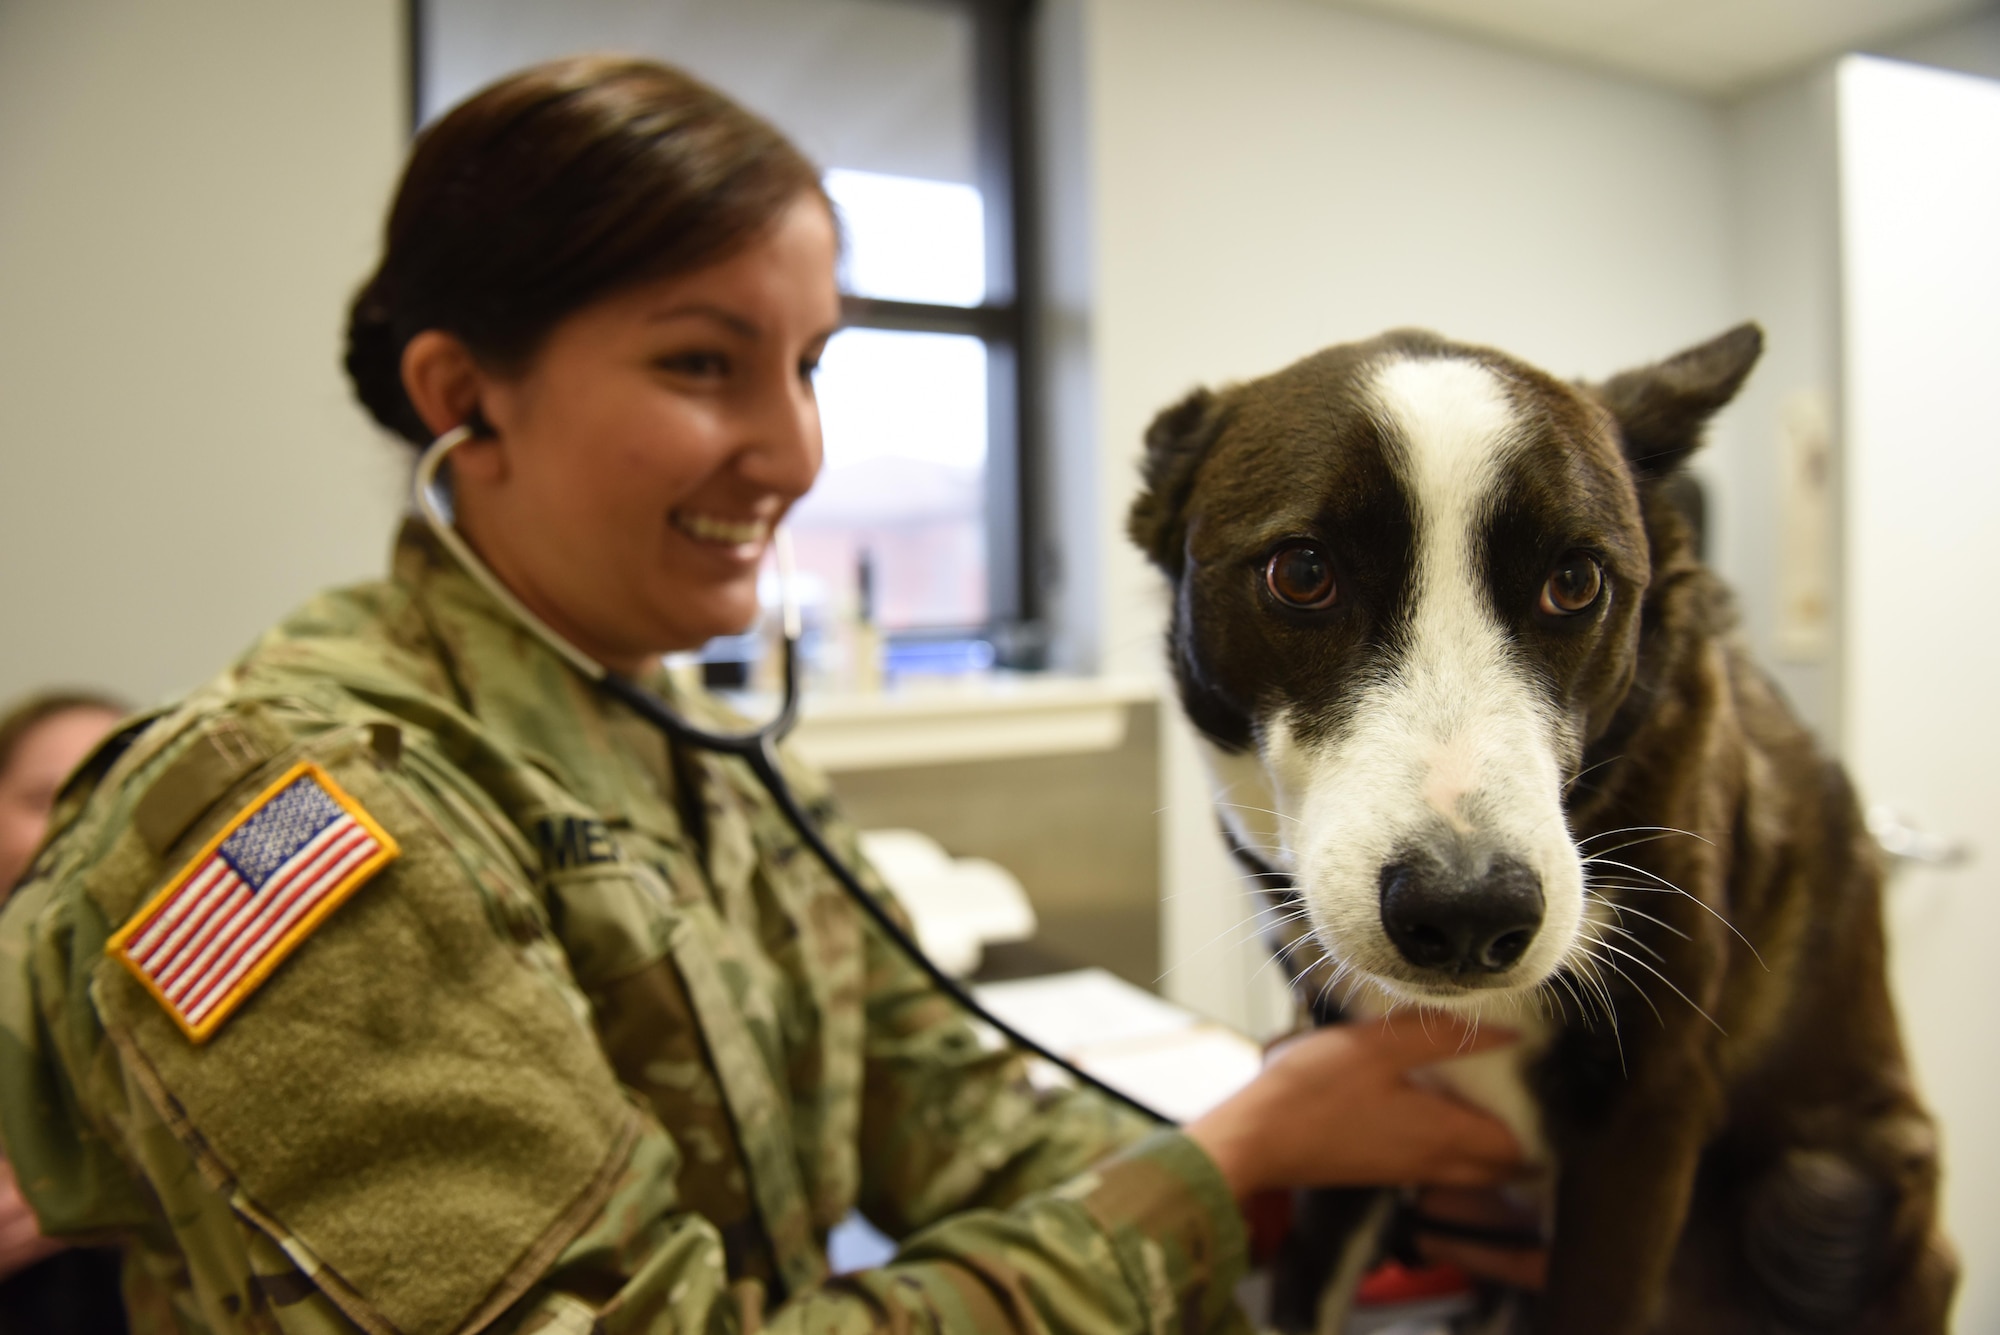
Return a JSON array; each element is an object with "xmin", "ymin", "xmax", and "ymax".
[{"xmin": 107, "ymin": 761, "xmax": 399, "ymax": 1043}]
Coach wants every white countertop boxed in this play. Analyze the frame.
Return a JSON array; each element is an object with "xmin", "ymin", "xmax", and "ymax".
[{"xmin": 740, "ymin": 673, "xmax": 1159, "ymax": 772}]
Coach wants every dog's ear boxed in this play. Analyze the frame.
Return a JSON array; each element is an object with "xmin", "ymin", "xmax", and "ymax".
[
  {"xmin": 1589, "ymin": 322, "xmax": 1763, "ymax": 478},
  {"xmin": 1129, "ymin": 386, "xmax": 1228, "ymax": 575}
]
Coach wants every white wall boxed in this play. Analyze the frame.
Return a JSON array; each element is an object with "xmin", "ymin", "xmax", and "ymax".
[
  {"xmin": 0, "ymin": 0, "xmax": 407, "ymax": 709},
  {"xmin": 1838, "ymin": 54, "xmax": 2000, "ymax": 1327},
  {"xmin": 1061, "ymin": 0, "xmax": 1746, "ymax": 1024},
  {"xmin": 1880, "ymin": 5, "xmax": 2000, "ymax": 82},
  {"xmin": 1719, "ymin": 71, "xmax": 1845, "ymax": 739},
  {"xmin": 1711, "ymin": 8, "xmax": 2000, "ymax": 750}
]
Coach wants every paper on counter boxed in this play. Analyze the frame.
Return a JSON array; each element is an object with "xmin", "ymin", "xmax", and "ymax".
[{"xmin": 974, "ymin": 967, "xmax": 1263, "ymax": 1123}]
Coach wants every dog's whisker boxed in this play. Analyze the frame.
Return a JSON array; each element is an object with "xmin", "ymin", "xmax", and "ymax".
[
  {"xmin": 1289, "ymin": 963, "xmax": 1337, "ymax": 1000},
  {"xmin": 1554, "ymin": 971, "xmax": 1597, "ymax": 1036},
  {"xmin": 1580, "ymin": 833, "xmax": 1704, "ymax": 862},
  {"xmin": 1587, "ymin": 917, "xmax": 1667, "ymax": 963},
  {"xmin": 1552, "ymin": 971, "xmax": 1584, "ymax": 1023},
  {"xmin": 1288, "ymin": 945, "xmax": 1346, "ymax": 997},
  {"xmin": 1591, "ymin": 937, "xmax": 1726, "ymax": 1035},
  {"xmin": 1568, "ymin": 955, "xmax": 1600, "ymax": 1015},
  {"xmin": 1311, "ymin": 965, "xmax": 1350, "ymax": 1019},
  {"xmin": 1584, "ymin": 885, "xmax": 1694, "ymax": 939},
  {"xmin": 1577, "ymin": 950, "xmax": 1655, "ymax": 1059},
  {"xmin": 1223, "ymin": 834, "xmax": 1295, "ymax": 851},
  {"xmin": 1572, "ymin": 948, "xmax": 1624, "ymax": 1026},
  {"xmin": 1326, "ymin": 961, "xmax": 1367, "ymax": 1017},
  {"xmin": 1270, "ymin": 941, "xmax": 1322, "ymax": 971},
  {"xmin": 1280, "ymin": 944, "xmax": 1318, "ymax": 976},
  {"xmin": 1537, "ymin": 977, "xmax": 1571, "ymax": 1029},
  {"xmin": 1225, "ymin": 845, "xmax": 1296, "ymax": 860},
  {"xmin": 1154, "ymin": 901, "xmax": 1322, "ymax": 981},
  {"xmin": 1231, "ymin": 859, "xmax": 1297, "ymax": 875},
  {"xmin": 1587, "ymin": 892, "xmax": 1697, "ymax": 941},
  {"xmin": 1576, "ymin": 824, "xmax": 1715, "ymax": 850},
  {"xmin": 1247, "ymin": 941, "xmax": 1316, "ymax": 984},
  {"xmin": 1563, "ymin": 753, "xmax": 1626, "ymax": 795},
  {"xmin": 1214, "ymin": 801, "xmax": 1303, "ymax": 827},
  {"xmin": 1584, "ymin": 865, "xmax": 1769, "ymax": 969},
  {"xmin": 1247, "ymin": 927, "xmax": 1327, "ymax": 986},
  {"xmin": 1579, "ymin": 855, "xmax": 1688, "ymax": 892},
  {"xmin": 1572, "ymin": 932, "xmax": 1650, "ymax": 1019},
  {"xmin": 1589, "ymin": 878, "xmax": 1702, "ymax": 896},
  {"xmin": 1561, "ymin": 958, "xmax": 1613, "ymax": 1045},
  {"xmin": 1569, "ymin": 955, "xmax": 1629, "ymax": 1074},
  {"xmin": 1260, "ymin": 918, "xmax": 1319, "ymax": 948},
  {"xmin": 1563, "ymin": 962, "xmax": 1608, "ymax": 1042}
]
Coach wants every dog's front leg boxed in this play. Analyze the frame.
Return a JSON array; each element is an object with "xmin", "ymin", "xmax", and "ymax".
[{"xmin": 1538, "ymin": 1052, "xmax": 1722, "ymax": 1335}]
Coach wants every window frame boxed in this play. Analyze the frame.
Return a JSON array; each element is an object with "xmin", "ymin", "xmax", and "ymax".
[
  {"xmin": 406, "ymin": 0, "xmax": 1049, "ymax": 667},
  {"xmin": 824, "ymin": 0, "xmax": 1045, "ymax": 664}
]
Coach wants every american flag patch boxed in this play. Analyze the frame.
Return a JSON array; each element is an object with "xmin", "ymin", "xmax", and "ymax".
[{"xmin": 107, "ymin": 761, "xmax": 399, "ymax": 1043}]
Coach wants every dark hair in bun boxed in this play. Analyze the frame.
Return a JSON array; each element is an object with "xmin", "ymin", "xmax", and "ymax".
[{"xmin": 345, "ymin": 55, "xmax": 826, "ymax": 445}]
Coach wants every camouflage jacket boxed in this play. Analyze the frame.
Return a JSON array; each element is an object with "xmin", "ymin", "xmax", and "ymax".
[{"xmin": 0, "ymin": 524, "xmax": 1251, "ymax": 1335}]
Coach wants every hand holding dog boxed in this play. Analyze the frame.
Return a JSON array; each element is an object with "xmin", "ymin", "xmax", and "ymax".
[
  {"xmin": 0, "ymin": 1158, "xmax": 63, "ymax": 1280},
  {"xmin": 1187, "ymin": 1015, "xmax": 1526, "ymax": 1199},
  {"xmin": 1413, "ymin": 1185, "xmax": 1550, "ymax": 1291}
]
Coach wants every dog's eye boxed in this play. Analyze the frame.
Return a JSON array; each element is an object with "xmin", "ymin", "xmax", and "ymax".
[
  {"xmin": 1265, "ymin": 544, "xmax": 1337, "ymax": 610},
  {"xmin": 1539, "ymin": 552, "xmax": 1604, "ymax": 616}
]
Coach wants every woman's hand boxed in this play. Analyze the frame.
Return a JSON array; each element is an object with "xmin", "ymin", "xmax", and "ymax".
[
  {"xmin": 0, "ymin": 1158, "xmax": 63, "ymax": 1280},
  {"xmin": 1413, "ymin": 1185, "xmax": 1549, "ymax": 1291},
  {"xmin": 1186, "ymin": 1014, "xmax": 1526, "ymax": 1200}
]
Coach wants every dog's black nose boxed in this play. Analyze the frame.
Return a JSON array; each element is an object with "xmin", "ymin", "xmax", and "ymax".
[{"xmin": 1379, "ymin": 856, "xmax": 1543, "ymax": 974}]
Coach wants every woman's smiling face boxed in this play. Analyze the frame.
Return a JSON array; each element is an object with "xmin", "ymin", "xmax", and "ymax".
[{"xmin": 441, "ymin": 193, "xmax": 842, "ymax": 672}]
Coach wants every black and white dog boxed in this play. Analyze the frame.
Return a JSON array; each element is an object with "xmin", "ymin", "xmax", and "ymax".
[{"xmin": 1130, "ymin": 327, "xmax": 1951, "ymax": 1333}]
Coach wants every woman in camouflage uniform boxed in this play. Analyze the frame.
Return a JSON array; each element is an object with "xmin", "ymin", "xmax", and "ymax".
[{"xmin": 0, "ymin": 57, "xmax": 1527, "ymax": 1335}]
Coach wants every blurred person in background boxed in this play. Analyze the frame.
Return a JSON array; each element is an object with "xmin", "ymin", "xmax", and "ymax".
[
  {"xmin": 0, "ymin": 692, "xmax": 125, "ymax": 894},
  {"xmin": 0, "ymin": 58, "xmax": 1537, "ymax": 1334},
  {"xmin": 0, "ymin": 690, "xmax": 128, "ymax": 1335}
]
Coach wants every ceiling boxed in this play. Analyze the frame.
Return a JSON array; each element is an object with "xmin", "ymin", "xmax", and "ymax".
[{"xmin": 1327, "ymin": 0, "xmax": 1996, "ymax": 96}]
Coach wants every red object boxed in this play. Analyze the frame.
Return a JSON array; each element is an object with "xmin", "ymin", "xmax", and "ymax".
[
  {"xmin": 1243, "ymin": 1190, "xmax": 1294, "ymax": 1265},
  {"xmin": 1355, "ymin": 1259, "xmax": 1473, "ymax": 1306}
]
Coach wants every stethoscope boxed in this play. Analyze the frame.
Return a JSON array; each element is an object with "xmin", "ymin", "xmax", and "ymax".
[{"xmin": 414, "ymin": 424, "xmax": 1164, "ymax": 1124}]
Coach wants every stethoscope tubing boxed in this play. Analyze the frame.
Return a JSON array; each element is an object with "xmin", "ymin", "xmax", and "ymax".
[
  {"xmin": 415, "ymin": 426, "xmax": 1167, "ymax": 1127},
  {"xmin": 600, "ymin": 662, "xmax": 1166, "ymax": 1125}
]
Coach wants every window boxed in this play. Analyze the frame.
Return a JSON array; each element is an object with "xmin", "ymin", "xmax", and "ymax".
[{"xmin": 414, "ymin": 0, "xmax": 1042, "ymax": 672}]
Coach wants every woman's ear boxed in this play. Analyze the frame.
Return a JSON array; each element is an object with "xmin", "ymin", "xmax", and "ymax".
[{"xmin": 400, "ymin": 331, "xmax": 490, "ymax": 442}]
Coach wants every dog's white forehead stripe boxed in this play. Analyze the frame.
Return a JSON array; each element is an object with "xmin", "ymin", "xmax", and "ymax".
[
  {"xmin": 1364, "ymin": 354, "xmax": 1534, "ymax": 754},
  {"xmin": 1367, "ymin": 357, "xmax": 1529, "ymax": 768},
  {"xmin": 1367, "ymin": 355, "xmax": 1520, "ymax": 549}
]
